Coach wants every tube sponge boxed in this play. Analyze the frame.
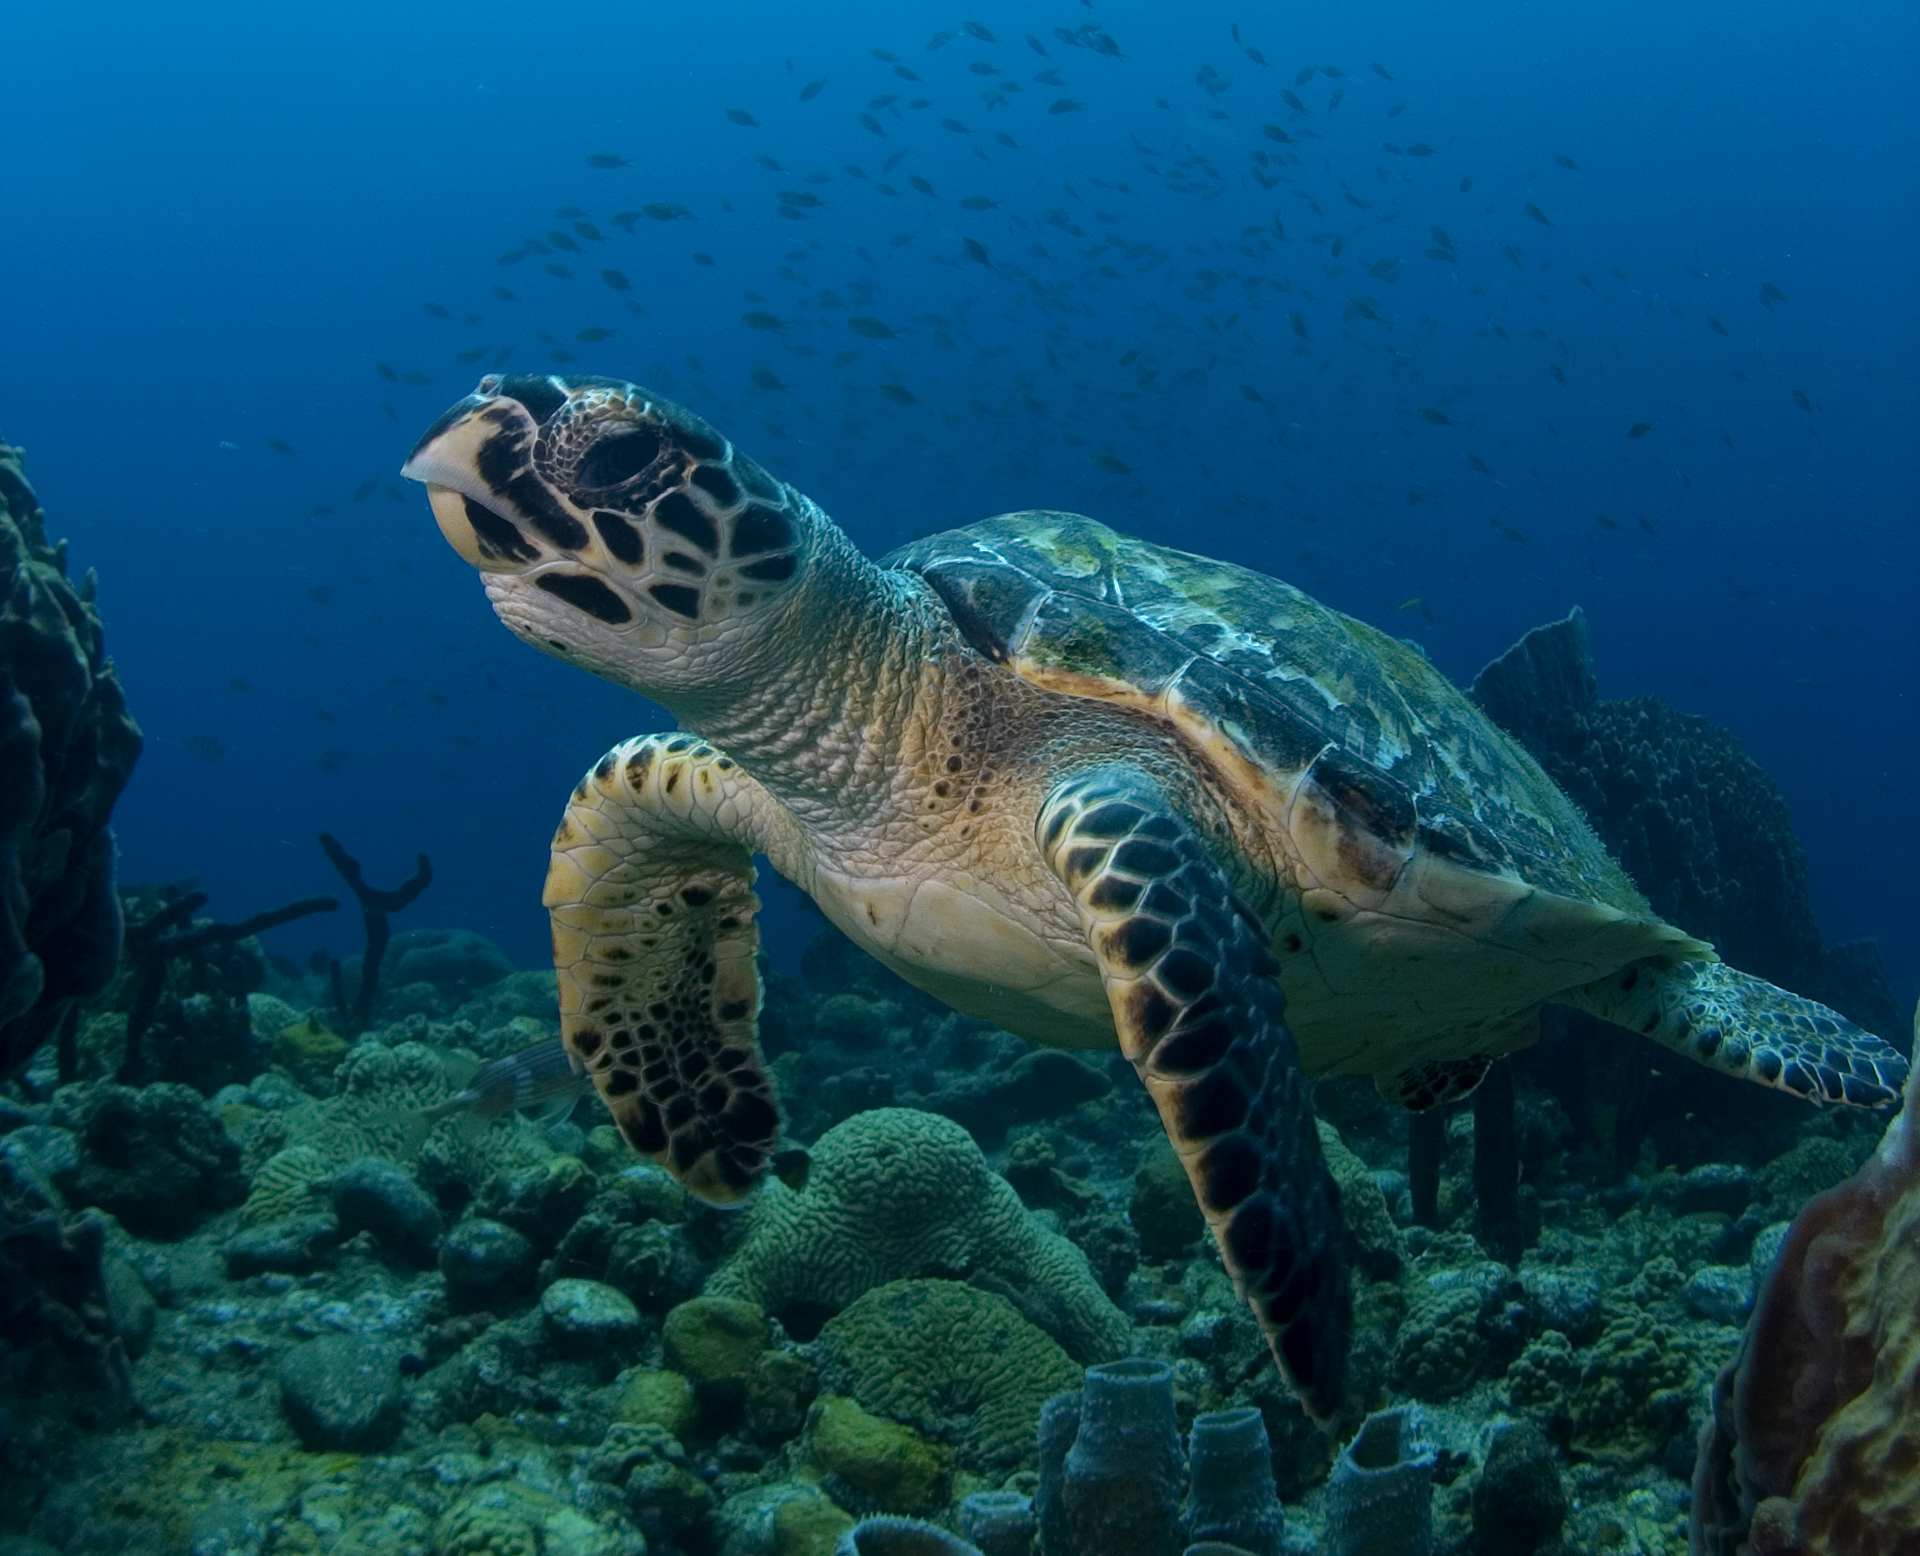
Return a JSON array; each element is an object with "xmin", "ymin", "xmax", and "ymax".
[
  {"xmin": 835, "ymin": 1516, "xmax": 983, "ymax": 1555},
  {"xmin": 1322, "ymin": 1406, "xmax": 1435, "ymax": 1556},
  {"xmin": 1062, "ymin": 1359, "xmax": 1185, "ymax": 1556},
  {"xmin": 958, "ymin": 1491, "xmax": 1034, "ymax": 1556},
  {"xmin": 1183, "ymin": 1407, "xmax": 1284, "ymax": 1556},
  {"xmin": 1033, "ymin": 1389, "xmax": 1080, "ymax": 1556}
]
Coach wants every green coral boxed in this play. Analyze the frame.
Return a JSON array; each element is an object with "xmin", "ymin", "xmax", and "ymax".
[
  {"xmin": 239, "ymin": 1144, "xmax": 332, "ymax": 1226},
  {"xmin": 1505, "ymin": 1328, "xmax": 1579, "ymax": 1421},
  {"xmin": 614, "ymin": 1367, "xmax": 696, "ymax": 1437},
  {"xmin": 434, "ymin": 1484, "xmax": 626, "ymax": 1556},
  {"xmin": 1756, "ymin": 1133, "xmax": 1866, "ymax": 1215},
  {"xmin": 707, "ymin": 1107, "xmax": 1128, "ymax": 1362},
  {"xmin": 1318, "ymin": 1120, "xmax": 1404, "ymax": 1278},
  {"xmin": 663, "ymin": 1296, "xmax": 769, "ymax": 1390},
  {"xmin": 807, "ymin": 1395, "xmax": 948, "ymax": 1514},
  {"xmin": 813, "ymin": 1278, "xmax": 1081, "ymax": 1470},
  {"xmin": 1391, "ymin": 1265, "xmax": 1505, "ymax": 1401},
  {"xmin": 1567, "ymin": 1307, "xmax": 1697, "ymax": 1463},
  {"xmin": 270, "ymin": 1015, "xmax": 348, "ymax": 1094}
]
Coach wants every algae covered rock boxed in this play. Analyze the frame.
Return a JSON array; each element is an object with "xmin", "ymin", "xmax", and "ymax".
[
  {"xmin": 615, "ymin": 1366, "xmax": 697, "ymax": 1437},
  {"xmin": 664, "ymin": 1294, "xmax": 769, "ymax": 1420},
  {"xmin": 709, "ymin": 1107, "xmax": 1128, "ymax": 1362},
  {"xmin": 1318, "ymin": 1119, "xmax": 1404, "ymax": 1279},
  {"xmin": 277, "ymin": 1334, "xmax": 405, "ymax": 1450},
  {"xmin": 329, "ymin": 1155, "xmax": 444, "ymax": 1263},
  {"xmin": 434, "ymin": 1483, "xmax": 631, "ymax": 1556},
  {"xmin": 441, "ymin": 1216, "xmax": 539, "ymax": 1310},
  {"xmin": 54, "ymin": 1081, "xmax": 242, "ymax": 1237},
  {"xmin": 807, "ymin": 1394, "xmax": 948, "ymax": 1514},
  {"xmin": 390, "ymin": 927, "xmax": 515, "ymax": 1000},
  {"xmin": 716, "ymin": 1481, "xmax": 855, "ymax": 1556},
  {"xmin": 540, "ymin": 1278, "xmax": 643, "ymax": 1353},
  {"xmin": 813, "ymin": 1278, "xmax": 1081, "ymax": 1470}
]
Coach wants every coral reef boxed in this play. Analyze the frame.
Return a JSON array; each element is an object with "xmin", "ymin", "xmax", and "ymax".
[
  {"xmin": 0, "ymin": 443, "xmax": 141, "ymax": 1084},
  {"xmin": 707, "ymin": 1107, "xmax": 1130, "ymax": 1361}
]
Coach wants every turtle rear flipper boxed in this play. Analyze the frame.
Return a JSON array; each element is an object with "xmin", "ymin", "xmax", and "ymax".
[
  {"xmin": 1038, "ymin": 765, "xmax": 1351, "ymax": 1422},
  {"xmin": 1560, "ymin": 959, "xmax": 1909, "ymax": 1108},
  {"xmin": 545, "ymin": 734, "xmax": 789, "ymax": 1203}
]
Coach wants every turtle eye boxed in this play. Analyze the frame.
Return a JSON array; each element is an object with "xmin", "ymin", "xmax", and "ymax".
[{"xmin": 578, "ymin": 425, "xmax": 663, "ymax": 488}]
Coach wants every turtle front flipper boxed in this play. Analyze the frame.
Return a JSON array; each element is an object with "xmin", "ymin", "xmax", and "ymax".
[
  {"xmin": 545, "ymin": 734, "xmax": 791, "ymax": 1204},
  {"xmin": 1559, "ymin": 958, "xmax": 1909, "ymax": 1108},
  {"xmin": 1037, "ymin": 767, "xmax": 1351, "ymax": 1421}
]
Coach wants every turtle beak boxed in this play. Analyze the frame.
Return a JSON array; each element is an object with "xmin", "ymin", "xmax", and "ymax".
[
  {"xmin": 419, "ymin": 482, "xmax": 499, "ymax": 570},
  {"xmin": 402, "ymin": 381, "xmax": 541, "ymax": 574},
  {"xmin": 400, "ymin": 386, "xmax": 497, "ymax": 493}
]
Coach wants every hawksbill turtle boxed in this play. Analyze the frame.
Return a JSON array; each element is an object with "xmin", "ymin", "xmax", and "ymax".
[{"xmin": 403, "ymin": 374, "xmax": 1908, "ymax": 1419}]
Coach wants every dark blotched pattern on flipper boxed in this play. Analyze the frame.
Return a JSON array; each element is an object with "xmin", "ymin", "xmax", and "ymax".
[
  {"xmin": 1564, "ymin": 958, "xmax": 1909, "ymax": 1109},
  {"xmin": 1039, "ymin": 766, "xmax": 1351, "ymax": 1420},
  {"xmin": 1379, "ymin": 1054, "xmax": 1495, "ymax": 1110},
  {"xmin": 544, "ymin": 734, "xmax": 780, "ymax": 1203}
]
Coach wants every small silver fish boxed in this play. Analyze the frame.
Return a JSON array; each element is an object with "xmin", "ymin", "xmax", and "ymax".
[{"xmin": 427, "ymin": 1039, "xmax": 591, "ymax": 1126}]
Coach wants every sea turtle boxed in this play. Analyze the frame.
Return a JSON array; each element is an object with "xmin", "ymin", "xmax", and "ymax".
[{"xmin": 403, "ymin": 373, "xmax": 1908, "ymax": 1420}]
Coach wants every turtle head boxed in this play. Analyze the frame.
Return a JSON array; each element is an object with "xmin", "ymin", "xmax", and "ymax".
[{"xmin": 402, "ymin": 374, "xmax": 815, "ymax": 696}]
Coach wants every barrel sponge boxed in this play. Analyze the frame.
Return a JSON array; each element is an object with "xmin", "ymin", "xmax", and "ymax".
[
  {"xmin": 813, "ymin": 1278, "xmax": 1082, "ymax": 1471},
  {"xmin": 1690, "ymin": 1003, "xmax": 1920, "ymax": 1556},
  {"xmin": 706, "ymin": 1107, "xmax": 1130, "ymax": 1361},
  {"xmin": 0, "ymin": 442, "xmax": 142, "ymax": 1080}
]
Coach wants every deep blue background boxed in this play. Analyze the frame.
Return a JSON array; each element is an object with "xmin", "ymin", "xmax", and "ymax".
[{"xmin": 2, "ymin": 0, "xmax": 1914, "ymax": 1006}]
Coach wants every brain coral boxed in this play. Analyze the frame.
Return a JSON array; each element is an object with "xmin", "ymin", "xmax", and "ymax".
[
  {"xmin": 814, "ymin": 1278, "xmax": 1083, "ymax": 1470},
  {"xmin": 1568, "ymin": 1307, "xmax": 1698, "ymax": 1465},
  {"xmin": 705, "ymin": 1106, "xmax": 1129, "ymax": 1361},
  {"xmin": 236, "ymin": 1039, "xmax": 549, "ymax": 1223}
]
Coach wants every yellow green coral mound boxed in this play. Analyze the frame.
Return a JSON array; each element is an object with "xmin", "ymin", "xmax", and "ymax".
[
  {"xmin": 813, "ymin": 1278, "xmax": 1082, "ymax": 1470},
  {"xmin": 706, "ymin": 1107, "xmax": 1129, "ymax": 1361}
]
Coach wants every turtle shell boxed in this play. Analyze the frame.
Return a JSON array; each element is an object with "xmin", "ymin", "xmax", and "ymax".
[{"xmin": 888, "ymin": 511, "xmax": 1706, "ymax": 1017}]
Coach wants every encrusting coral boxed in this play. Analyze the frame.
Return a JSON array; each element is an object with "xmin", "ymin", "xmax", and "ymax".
[{"xmin": 705, "ymin": 1106, "xmax": 1130, "ymax": 1361}]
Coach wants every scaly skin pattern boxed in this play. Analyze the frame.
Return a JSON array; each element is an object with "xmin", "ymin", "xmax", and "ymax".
[
  {"xmin": 1037, "ymin": 765, "xmax": 1349, "ymax": 1418},
  {"xmin": 544, "ymin": 733, "xmax": 797, "ymax": 1202},
  {"xmin": 405, "ymin": 371, "xmax": 1910, "ymax": 1421}
]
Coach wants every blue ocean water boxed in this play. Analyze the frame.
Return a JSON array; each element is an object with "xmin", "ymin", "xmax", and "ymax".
[{"xmin": 2, "ymin": 0, "xmax": 1913, "ymax": 996}]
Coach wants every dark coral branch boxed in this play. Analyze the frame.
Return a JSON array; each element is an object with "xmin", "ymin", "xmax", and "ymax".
[
  {"xmin": 1472, "ymin": 1062, "xmax": 1526, "ymax": 1263},
  {"xmin": 1407, "ymin": 1109, "xmax": 1444, "ymax": 1228},
  {"xmin": 317, "ymin": 833, "xmax": 431, "ymax": 1035},
  {"xmin": 114, "ymin": 888, "xmax": 339, "ymax": 1084}
]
